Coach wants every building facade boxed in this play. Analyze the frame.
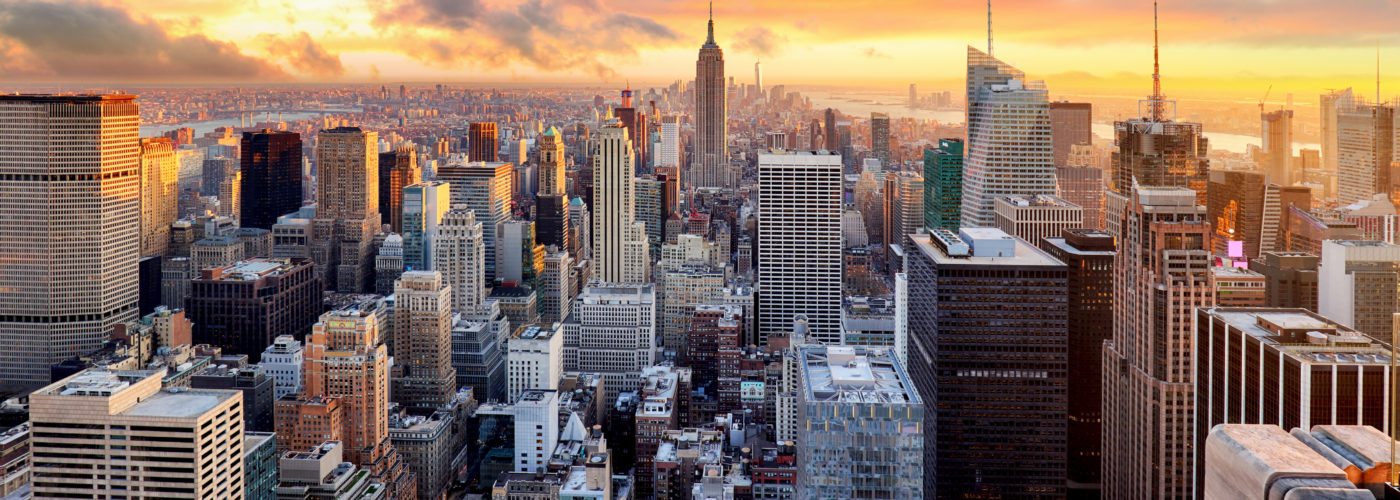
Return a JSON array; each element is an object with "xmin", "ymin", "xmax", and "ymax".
[{"xmin": 757, "ymin": 151, "xmax": 843, "ymax": 344}]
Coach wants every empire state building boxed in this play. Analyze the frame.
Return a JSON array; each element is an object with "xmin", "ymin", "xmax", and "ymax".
[{"xmin": 693, "ymin": 4, "xmax": 727, "ymax": 188}]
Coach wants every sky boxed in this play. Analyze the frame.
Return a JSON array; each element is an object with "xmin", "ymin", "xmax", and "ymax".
[{"xmin": 1, "ymin": 0, "xmax": 1398, "ymax": 99}]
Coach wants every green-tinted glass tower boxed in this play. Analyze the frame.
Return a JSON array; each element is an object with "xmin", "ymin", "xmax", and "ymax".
[{"xmin": 924, "ymin": 138, "xmax": 964, "ymax": 231}]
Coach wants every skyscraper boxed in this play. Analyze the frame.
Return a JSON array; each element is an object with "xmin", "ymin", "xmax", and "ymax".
[
  {"xmin": 288, "ymin": 303, "xmax": 417, "ymax": 499},
  {"xmin": 0, "ymin": 94, "xmax": 140, "ymax": 384},
  {"xmin": 188, "ymin": 258, "xmax": 322, "ymax": 362},
  {"xmin": 614, "ymin": 88, "xmax": 648, "ymax": 173},
  {"xmin": 796, "ymin": 346, "xmax": 924, "ymax": 499},
  {"xmin": 470, "ymin": 122, "xmax": 499, "ymax": 162},
  {"xmin": 1207, "ymin": 170, "xmax": 1268, "ymax": 260},
  {"xmin": 870, "ymin": 112, "xmax": 890, "ymax": 168},
  {"xmin": 882, "ymin": 171, "xmax": 924, "ymax": 256},
  {"xmin": 436, "ymin": 158, "xmax": 512, "ymax": 281},
  {"xmin": 757, "ymin": 151, "xmax": 843, "ymax": 344},
  {"xmin": 140, "ymin": 137, "xmax": 178, "ymax": 257},
  {"xmin": 693, "ymin": 6, "xmax": 728, "ymax": 188},
  {"xmin": 434, "ymin": 207, "xmax": 486, "ymax": 314},
  {"xmin": 379, "ymin": 146, "xmax": 421, "ymax": 233},
  {"xmin": 1038, "ymin": 229, "xmax": 1115, "ymax": 494},
  {"xmin": 1102, "ymin": 185, "xmax": 1214, "ymax": 499},
  {"xmin": 538, "ymin": 126, "xmax": 566, "ymax": 196},
  {"xmin": 392, "ymin": 271, "xmax": 457, "ymax": 408},
  {"xmin": 1261, "ymin": 109, "xmax": 1294, "ymax": 185},
  {"xmin": 906, "ymin": 228, "xmax": 1068, "ymax": 497},
  {"xmin": 31, "ymin": 370, "xmax": 245, "ymax": 499},
  {"xmin": 1336, "ymin": 104, "xmax": 1396, "ymax": 206},
  {"xmin": 1320, "ymin": 88, "xmax": 1356, "ymax": 174},
  {"xmin": 1049, "ymin": 101, "xmax": 1092, "ymax": 167},
  {"xmin": 592, "ymin": 123, "xmax": 650, "ymax": 283},
  {"xmin": 1055, "ymin": 164, "xmax": 1105, "ymax": 230},
  {"xmin": 658, "ymin": 116, "xmax": 680, "ymax": 169},
  {"xmin": 240, "ymin": 130, "xmax": 303, "ymax": 230},
  {"xmin": 563, "ymin": 283, "xmax": 657, "ymax": 403},
  {"xmin": 1317, "ymin": 239, "xmax": 1400, "ymax": 341},
  {"xmin": 312, "ymin": 127, "xmax": 380, "ymax": 292},
  {"xmin": 960, "ymin": 47, "xmax": 1055, "ymax": 227},
  {"xmin": 923, "ymin": 138, "xmax": 964, "ymax": 231},
  {"xmin": 402, "ymin": 181, "xmax": 451, "ymax": 271},
  {"xmin": 823, "ymin": 108, "xmax": 837, "ymax": 153}
]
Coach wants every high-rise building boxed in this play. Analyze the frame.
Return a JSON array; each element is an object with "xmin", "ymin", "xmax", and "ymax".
[
  {"xmin": 1317, "ymin": 239, "xmax": 1400, "ymax": 341},
  {"xmin": 614, "ymin": 88, "xmax": 648, "ymax": 173},
  {"xmin": 658, "ymin": 116, "xmax": 680, "ymax": 170},
  {"xmin": 393, "ymin": 271, "xmax": 457, "ymax": 408},
  {"xmin": 906, "ymin": 228, "xmax": 1068, "ymax": 497},
  {"xmin": 960, "ymin": 47, "xmax": 1055, "ymax": 227},
  {"xmin": 1192, "ymin": 308, "xmax": 1394, "ymax": 492},
  {"xmin": 30, "ymin": 370, "xmax": 245, "ymax": 499},
  {"xmin": 506, "ymin": 324, "xmax": 564, "ymax": 403},
  {"xmin": 870, "ymin": 112, "xmax": 890, "ymax": 168},
  {"xmin": 514, "ymin": 390, "xmax": 560, "ymax": 473},
  {"xmin": 757, "ymin": 151, "xmax": 843, "ymax": 344},
  {"xmin": 1320, "ymin": 88, "xmax": 1356, "ymax": 175},
  {"xmin": 1049, "ymin": 101, "xmax": 1092, "ymax": 167},
  {"xmin": 240, "ymin": 130, "xmax": 303, "ymax": 230},
  {"xmin": 538, "ymin": 126, "xmax": 566, "ymax": 196},
  {"xmin": 1261, "ymin": 109, "xmax": 1294, "ymax": 185},
  {"xmin": 188, "ymin": 258, "xmax": 322, "ymax": 362},
  {"xmin": 436, "ymin": 159, "xmax": 512, "ymax": 281},
  {"xmin": 375, "ymin": 234, "xmax": 405, "ymax": 295},
  {"xmin": 402, "ymin": 181, "xmax": 451, "ymax": 271},
  {"xmin": 1102, "ymin": 186, "xmax": 1214, "ymax": 499},
  {"xmin": 563, "ymin": 283, "xmax": 657, "ymax": 403},
  {"xmin": 592, "ymin": 123, "xmax": 650, "ymax": 283},
  {"xmin": 261, "ymin": 335, "xmax": 304, "ymax": 399},
  {"xmin": 379, "ymin": 146, "xmax": 421, "ymax": 233},
  {"xmin": 908, "ymin": 83, "xmax": 918, "ymax": 107},
  {"xmin": 823, "ymin": 109, "xmax": 837, "ymax": 153},
  {"xmin": 796, "ymin": 345, "xmax": 923, "ymax": 499},
  {"xmin": 535, "ymin": 193, "xmax": 571, "ymax": 251},
  {"xmin": 285, "ymin": 303, "xmax": 417, "ymax": 499},
  {"xmin": 661, "ymin": 264, "xmax": 726, "ymax": 353},
  {"xmin": 450, "ymin": 311, "xmax": 507, "ymax": 402},
  {"xmin": 1336, "ymin": 104, "xmax": 1396, "ymax": 206},
  {"xmin": 635, "ymin": 175, "xmax": 664, "ymax": 253},
  {"xmin": 470, "ymin": 122, "xmax": 499, "ymax": 162},
  {"xmin": 1039, "ymin": 229, "xmax": 1114, "ymax": 493},
  {"xmin": 140, "ymin": 137, "xmax": 178, "ymax": 257},
  {"xmin": 882, "ymin": 171, "xmax": 924, "ymax": 256},
  {"xmin": 1211, "ymin": 266, "xmax": 1267, "ymax": 306},
  {"xmin": 1055, "ymin": 164, "xmax": 1105, "ymax": 230},
  {"xmin": 923, "ymin": 138, "xmax": 964, "ymax": 231},
  {"xmin": 1251, "ymin": 251, "xmax": 1319, "ymax": 310},
  {"xmin": 1109, "ymin": 112, "xmax": 1209, "ymax": 206},
  {"xmin": 0, "ymin": 94, "xmax": 140, "ymax": 385},
  {"xmin": 1207, "ymin": 170, "xmax": 1269, "ymax": 260},
  {"xmin": 218, "ymin": 170, "xmax": 242, "ymax": 220},
  {"xmin": 434, "ymin": 207, "xmax": 486, "ymax": 314},
  {"xmin": 312, "ymin": 127, "xmax": 380, "ymax": 292},
  {"xmin": 993, "ymin": 194, "xmax": 1084, "ymax": 246},
  {"xmin": 693, "ymin": 7, "xmax": 728, "ymax": 188},
  {"xmin": 539, "ymin": 249, "xmax": 575, "ymax": 323}
]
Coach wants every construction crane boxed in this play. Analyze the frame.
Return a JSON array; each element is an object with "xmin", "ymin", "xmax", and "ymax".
[{"xmin": 1258, "ymin": 85, "xmax": 1272, "ymax": 117}]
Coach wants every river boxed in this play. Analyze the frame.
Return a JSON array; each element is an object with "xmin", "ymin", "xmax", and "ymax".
[{"xmin": 140, "ymin": 108, "xmax": 362, "ymax": 137}]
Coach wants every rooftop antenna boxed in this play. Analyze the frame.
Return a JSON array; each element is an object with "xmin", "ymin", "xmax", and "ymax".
[
  {"xmin": 987, "ymin": 0, "xmax": 993, "ymax": 56},
  {"xmin": 1377, "ymin": 39, "xmax": 1382, "ymax": 105},
  {"xmin": 1149, "ymin": 1, "xmax": 1166, "ymax": 121},
  {"xmin": 706, "ymin": 2, "xmax": 715, "ymax": 45}
]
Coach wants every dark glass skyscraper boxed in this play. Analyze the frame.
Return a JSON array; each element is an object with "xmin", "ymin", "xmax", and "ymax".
[
  {"xmin": 469, "ymin": 122, "xmax": 498, "ymax": 162},
  {"xmin": 240, "ymin": 130, "xmax": 303, "ymax": 230},
  {"xmin": 906, "ymin": 228, "xmax": 1068, "ymax": 497},
  {"xmin": 923, "ymin": 138, "xmax": 964, "ymax": 231}
]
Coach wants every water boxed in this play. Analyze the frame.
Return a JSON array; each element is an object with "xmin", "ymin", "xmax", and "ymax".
[
  {"xmin": 1090, "ymin": 123, "xmax": 1321, "ymax": 156},
  {"xmin": 803, "ymin": 90, "xmax": 1320, "ymax": 155},
  {"xmin": 140, "ymin": 108, "xmax": 362, "ymax": 137}
]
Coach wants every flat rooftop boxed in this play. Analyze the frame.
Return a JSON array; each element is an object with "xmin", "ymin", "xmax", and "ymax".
[
  {"xmin": 800, "ymin": 346, "xmax": 919, "ymax": 405},
  {"xmin": 996, "ymin": 194, "xmax": 1079, "ymax": 208},
  {"xmin": 1208, "ymin": 308, "xmax": 1392, "ymax": 365},
  {"xmin": 910, "ymin": 232, "xmax": 1064, "ymax": 267},
  {"xmin": 1212, "ymin": 266, "xmax": 1264, "ymax": 278},
  {"xmin": 125, "ymin": 389, "xmax": 234, "ymax": 418}
]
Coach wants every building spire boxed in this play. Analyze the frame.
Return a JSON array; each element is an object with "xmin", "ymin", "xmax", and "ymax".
[
  {"xmin": 706, "ymin": 2, "xmax": 715, "ymax": 45},
  {"xmin": 1149, "ymin": 1, "xmax": 1166, "ymax": 121},
  {"xmin": 987, "ymin": 0, "xmax": 993, "ymax": 57}
]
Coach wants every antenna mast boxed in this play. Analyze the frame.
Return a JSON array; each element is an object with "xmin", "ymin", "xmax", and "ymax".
[
  {"xmin": 987, "ymin": 0, "xmax": 993, "ymax": 56},
  {"xmin": 1150, "ymin": 1, "xmax": 1165, "ymax": 121}
]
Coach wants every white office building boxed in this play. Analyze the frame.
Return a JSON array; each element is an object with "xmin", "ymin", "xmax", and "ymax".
[
  {"xmin": 563, "ymin": 283, "xmax": 657, "ymax": 403},
  {"xmin": 757, "ymin": 151, "xmax": 843, "ymax": 344}
]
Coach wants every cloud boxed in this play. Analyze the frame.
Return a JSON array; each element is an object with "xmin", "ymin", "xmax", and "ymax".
[
  {"xmin": 862, "ymin": 47, "xmax": 891, "ymax": 59},
  {"xmin": 257, "ymin": 32, "xmax": 345, "ymax": 78},
  {"xmin": 0, "ymin": 0, "xmax": 286, "ymax": 81},
  {"xmin": 732, "ymin": 26, "xmax": 786, "ymax": 57},
  {"xmin": 370, "ymin": 0, "xmax": 683, "ymax": 79}
]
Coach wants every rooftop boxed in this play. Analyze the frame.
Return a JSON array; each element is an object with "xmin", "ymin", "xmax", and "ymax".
[
  {"xmin": 995, "ymin": 194, "xmax": 1079, "ymax": 208},
  {"xmin": 125, "ymin": 389, "xmax": 234, "ymax": 418},
  {"xmin": 799, "ymin": 346, "xmax": 920, "ymax": 405},
  {"xmin": 202, "ymin": 258, "xmax": 306, "ymax": 281},
  {"xmin": 1207, "ymin": 308, "xmax": 1392, "ymax": 365},
  {"xmin": 1211, "ymin": 266, "xmax": 1264, "ymax": 279},
  {"xmin": 911, "ymin": 231, "xmax": 1064, "ymax": 267}
]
